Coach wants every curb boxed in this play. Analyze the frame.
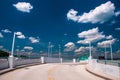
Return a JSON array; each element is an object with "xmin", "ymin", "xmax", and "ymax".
[
  {"xmin": 85, "ymin": 65, "xmax": 120, "ymax": 80},
  {"xmin": 0, "ymin": 63, "xmax": 44, "ymax": 75}
]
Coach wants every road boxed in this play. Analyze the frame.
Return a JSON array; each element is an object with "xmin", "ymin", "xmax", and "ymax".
[{"xmin": 0, "ymin": 63, "xmax": 105, "ymax": 80}]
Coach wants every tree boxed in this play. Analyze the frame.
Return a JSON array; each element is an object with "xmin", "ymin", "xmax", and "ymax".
[{"xmin": 0, "ymin": 50, "xmax": 9, "ymax": 57}]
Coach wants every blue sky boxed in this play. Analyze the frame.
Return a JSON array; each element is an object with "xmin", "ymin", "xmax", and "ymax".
[{"xmin": 0, "ymin": 0, "xmax": 120, "ymax": 55}]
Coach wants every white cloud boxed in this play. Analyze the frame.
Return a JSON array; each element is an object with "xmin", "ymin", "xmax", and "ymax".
[
  {"xmin": 78, "ymin": 27, "xmax": 99, "ymax": 38},
  {"xmin": 0, "ymin": 33, "xmax": 3, "ymax": 38},
  {"xmin": 106, "ymin": 35, "xmax": 113, "ymax": 39},
  {"xmin": 29, "ymin": 37, "xmax": 39, "ymax": 43},
  {"xmin": 75, "ymin": 46, "xmax": 96, "ymax": 53},
  {"xmin": 74, "ymin": 47, "xmax": 86, "ymax": 53},
  {"xmin": 64, "ymin": 33, "xmax": 68, "ymax": 36},
  {"xmin": 115, "ymin": 11, "xmax": 120, "ymax": 16},
  {"xmin": 13, "ymin": 2, "xmax": 33, "ymax": 13},
  {"xmin": 77, "ymin": 27, "xmax": 105, "ymax": 44},
  {"xmin": 67, "ymin": 1, "xmax": 119, "ymax": 24},
  {"xmin": 64, "ymin": 42, "xmax": 76, "ymax": 52},
  {"xmin": 2, "ymin": 29, "xmax": 12, "ymax": 33},
  {"xmin": 115, "ymin": 28, "xmax": 120, "ymax": 30},
  {"xmin": 15, "ymin": 49, "xmax": 19, "ymax": 51},
  {"xmin": 15, "ymin": 32, "xmax": 25, "ymax": 39},
  {"xmin": 24, "ymin": 46, "xmax": 33, "ymax": 50},
  {"xmin": 112, "ymin": 21, "xmax": 116, "ymax": 24},
  {"xmin": 67, "ymin": 9, "xmax": 78, "ymax": 22},
  {"xmin": 21, "ymin": 49, "xmax": 25, "ymax": 52},
  {"xmin": 0, "ymin": 46, "xmax": 3, "ymax": 49},
  {"xmin": 97, "ymin": 39, "xmax": 116, "ymax": 48}
]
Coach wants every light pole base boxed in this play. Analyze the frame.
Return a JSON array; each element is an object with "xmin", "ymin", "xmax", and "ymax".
[
  {"xmin": 60, "ymin": 58, "xmax": 62, "ymax": 63},
  {"xmin": 8, "ymin": 55, "xmax": 14, "ymax": 69},
  {"xmin": 73, "ymin": 58, "xmax": 76, "ymax": 63},
  {"xmin": 41, "ymin": 56, "xmax": 44, "ymax": 64},
  {"xmin": 89, "ymin": 56, "xmax": 92, "ymax": 60}
]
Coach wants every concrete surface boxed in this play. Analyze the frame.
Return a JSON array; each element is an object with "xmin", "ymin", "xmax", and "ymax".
[
  {"xmin": 0, "ymin": 63, "xmax": 105, "ymax": 80},
  {"xmin": 86, "ymin": 64, "xmax": 120, "ymax": 80},
  {"xmin": 0, "ymin": 63, "xmax": 41, "ymax": 75},
  {"xmin": 89, "ymin": 59, "xmax": 120, "ymax": 79}
]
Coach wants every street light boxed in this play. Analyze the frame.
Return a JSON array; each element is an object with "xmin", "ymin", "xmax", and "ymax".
[
  {"xmin": 50, "ymin": 45, "xmax": 54, "ymax": 57},
  {"xmin": 48, "ymin": 42, "xmax": 51, "ymax": 57},
  {"xmin": 110, "ymin": 42, "xmax": 113, "ymax": 60},
  {"xmin": 104, "ymin": 43, "xmax": 107, "ymax": 60},
  {"xmin": 9, "ymin": 32, "xmax": 22, "ymax": 68},
  {"xmin": 58, "ymin": 44, "xmax": 61, "ymax": 59},
  {"xmin": 10, "ymin": 32, "xmax": 22, "ymax": 56},
  {"xmin": 9, "ymin": 32, "xmax": 16, "ymax": 69},
  {"xmin": 89, "ymin": 41, "xmax": 92, "ymax": 59},
  {"xmin": 11, "ymin": 32, "xmax": 16, "ymax": 56}
]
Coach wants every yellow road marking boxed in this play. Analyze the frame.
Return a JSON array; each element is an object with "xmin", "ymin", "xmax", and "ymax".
[
  {"xmin": 48, "ymin": 64, "xmax": 61, "ymax": 80},
  {"xmin": 48, "ymin": 76, "xmax": 54, "ymax": 80}
]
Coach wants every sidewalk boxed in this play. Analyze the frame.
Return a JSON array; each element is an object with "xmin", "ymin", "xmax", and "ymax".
[{"xmin": 86, "ymin": 64, "xmax": 120, "ymax": 80}]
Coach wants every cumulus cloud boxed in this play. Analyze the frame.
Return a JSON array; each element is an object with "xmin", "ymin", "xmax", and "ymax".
[
  {"xmin": 67, "ymin": 9, "xmax": 78, "ymax": 22},
  {"xmin": 115, "ymin": 28, "xmax": 120, "ymax": 30},
  {"xmin": 29, "ymin": 37, "xmax": 39, "ymax": 43},
  {"xmin": 0, "ymin": 33, "xmax": 3, "ymax": 38},
  {"xmin": 1, "ymin": 29, "xmax": 12, "ymax": 33},
  {"xmin": 74, "ymin": 47, "xmax": 86, "ymax": 53},
  {"xmin": 64, "ymin": 33, "xmax": 68, "ymax": 36},
  {"xmin": 67, "ymin": 1, "xmax": 119, "ymax": 24},
  {"xmin": 15, "ymin": 32, "xmax": 25, "ymax": 39},
  {"xmin": 13, "ymin": 2, "xmax": 33, "ymax": 13},
  {"xmin": 77, "ymin": 27, "xmax": 105, "ymax": 44},
  {"xmin": 75, "ymin": 46, "xmax": 96, "ymax": 54},
  {"xmin": 64, "ymin": 42, "xmax": 76, "ymax": 52},
  {"xmin": 97, "ymin": 39, "xmax": 116, "ymax": 48},
  {"xmin": 0, "ymin": 46, "xmax": 3, "ymax": 49},
  {"xmin": 24, "ymin": 46, "xmax": 33, "ymax": 50},
  {"xmin": 106, "ymin": 35, "xmax": 113, "ymax": 39},
  {"xmin": 115, "ymin": 11, "xmax": 120, "ymax": 16}
]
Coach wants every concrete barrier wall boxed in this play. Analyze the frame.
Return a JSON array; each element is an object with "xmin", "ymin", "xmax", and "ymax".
[
  {"xmin": 0, "ymin": 59, "xmax": 41, "ymax": 70},
  {"xmin": 0, "ymin": 57, "xmax": 61, "ymax": 70},
  {"xmin": 14, "ymin": 59, "xmax": 41, "ymax": 67},
  {"xmin": 89, "ymin": 59, "xmax": 120, "ymax": 78},
  {"xmin": 44, "ymin": 57, "xmax": 61, "ymax": 63},
  {"xmin": 0, "ymin": 60, "xmax": 9, "ymax": 70}
]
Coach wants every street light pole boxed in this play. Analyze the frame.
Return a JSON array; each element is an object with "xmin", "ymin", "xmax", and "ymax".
[
  {"xmin": 104, "ymin": 43, "xmax": 107, "ymax": 60},
  {"xmin": 11, "ymin": 32, "xmax": 16, "ymax": 56},
  {"xmin": 9, "ymin": 32, "xmax": 16, "ymax": 69},
  {"xmin": 50, "ymin": 45, "xmax": 53, "ymax": 57},
  {"xmin": 110, "ymin": 43, "xmax": 113, "ymax": 60},
  {"xmin": 48, "ymin": 42, "xmax": 51, "ymax": 57},
  {"xmin": 89, "ymin": 41, "xmax": 92, "ymax": 59},
  {"xmin": 59, "ymin": 44, "xmax": 61, "ymax": 59}
]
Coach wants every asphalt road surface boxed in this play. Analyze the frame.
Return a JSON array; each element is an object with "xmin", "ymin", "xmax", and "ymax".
[{"xmin": 0, "ymin": 63, "xmax": 105, "ymax": 80}]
